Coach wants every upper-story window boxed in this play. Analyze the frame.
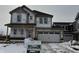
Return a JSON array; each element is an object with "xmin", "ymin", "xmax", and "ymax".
[
  {"xmin": 39, "ymin": 17, "xmax": 43, "ymax": 24},
  {"xmin": 44, "ymin": 17, "xmax": 48, "ymax": 24},
  {"xmin": 39, "ymin": 17, "xmax": 48, "ymax": 24},
  {"xmin": 27, "ymin": 13, "xmax": 30, "ymax": 23},
  {"xmin": 17, "ymin": 14, "xmax": 21, "ymax": 22},
  {"xmin": 30, "ymin": 16, "xmax": 32, "ymax": 20}
]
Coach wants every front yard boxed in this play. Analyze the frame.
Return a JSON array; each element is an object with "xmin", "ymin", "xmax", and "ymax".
[{"xmin": 0, "ymin": 41, "xmax": 78, "ymax": 53}]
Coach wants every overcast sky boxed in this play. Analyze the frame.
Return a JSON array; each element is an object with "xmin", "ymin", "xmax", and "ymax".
[
  {"xmin": 0, "ymin": 5, "xmax": 79, "ymax": 25},
  {"xmin": 0, "ymin": 5, "xmax": 79, "ymax": 35}
]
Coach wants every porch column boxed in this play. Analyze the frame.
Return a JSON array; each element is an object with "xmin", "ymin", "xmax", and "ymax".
[
  {"xmin": 60, "ymin": 31, "xmax": 63, "ymax": 39},
  {"xmin": 5, "ymin": 26, "xmax": 9, "ymax": 42}
]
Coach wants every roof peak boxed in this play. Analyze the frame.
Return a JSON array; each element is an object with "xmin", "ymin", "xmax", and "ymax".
[{"xmin": 9, "ymin": 5, "xmax": 32, "ymax": 14}]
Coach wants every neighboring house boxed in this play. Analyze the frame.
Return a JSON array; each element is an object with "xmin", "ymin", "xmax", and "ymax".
[
  {"xmin": 53, "ymin": 22, "xmax": 73, "ymax": 42},
  {"xmin": 73, "ymin": 12, "xmax": 79, "ymax": 41},
  {"xmin": 5, "ymin": 5, "xmax": 64, "ymax": 43}
]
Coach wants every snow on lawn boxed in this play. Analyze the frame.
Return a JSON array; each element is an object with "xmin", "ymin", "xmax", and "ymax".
[{"xmin": 0, "ymin": 43, "xmax": 26, "ymax": 53}]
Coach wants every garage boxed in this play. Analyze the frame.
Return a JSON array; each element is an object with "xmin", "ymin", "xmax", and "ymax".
[
  {"xmin": 37, "ymin": 31, "xmax": 61, "ymax": 42},
  {"xmin": 63, "ymin": 34, "xmax": 73, "ymax": 42}
]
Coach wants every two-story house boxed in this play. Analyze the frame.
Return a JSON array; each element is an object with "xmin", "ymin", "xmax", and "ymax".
[{"xmin": 5, "ymin": 5, "xmax": 63, "ymax": 43}]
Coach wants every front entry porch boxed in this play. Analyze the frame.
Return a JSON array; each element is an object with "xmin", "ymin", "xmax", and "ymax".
[
  {"xmin": 9, "ymin": 28, "xmax": 36, "ymax": 43},
  {"xmin": 5, "ymin": 23, "xmax": 36, "ymax": 43}
]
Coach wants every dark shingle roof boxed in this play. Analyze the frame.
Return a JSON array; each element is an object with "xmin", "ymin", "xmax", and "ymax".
[
  {"xmin": 53, "ymin": 22, "xmax": 73, "ymax": 24},
  {"xmin": 32, "ymin": 10, "xmax": 53, "ymax": 17}
]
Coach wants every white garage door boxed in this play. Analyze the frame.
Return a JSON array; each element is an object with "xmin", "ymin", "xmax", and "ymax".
[{"xmin": 38, "ymin": 31, "xmax": 60, "ymax": 42}]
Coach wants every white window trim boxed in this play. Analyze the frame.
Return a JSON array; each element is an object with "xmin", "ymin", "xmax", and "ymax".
[
  {"xmin": 17, "ymin": 14, "xmax": 21, "ymax": 22},
  {"xmin": 39, "ymin": 17, "xmax": 43, "ymax": 24},
  {"xmin": 44, "ymin": 17, "xmax": 48, "ymax": 24},
  {"xmin": 39, "ymin": 17, "xmax": 48, "ymax": 24}
]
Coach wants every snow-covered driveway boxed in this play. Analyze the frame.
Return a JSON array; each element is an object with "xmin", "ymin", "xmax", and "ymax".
[
  {"xmin": 0, "ymin": 42, "xmax": 77, "ymax": 53},
  {"xmin": 41, "ymin": 43, "xmax": 76, "ymax": 53}
]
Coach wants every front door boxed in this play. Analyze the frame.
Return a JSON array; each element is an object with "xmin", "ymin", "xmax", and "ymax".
[{"xmin": 26, "ymin": 30, "xmax": 33, "ymax": 38}]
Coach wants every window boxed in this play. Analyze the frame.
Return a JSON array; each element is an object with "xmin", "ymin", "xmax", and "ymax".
[
  {"xmin": 20, "ymin": 29, "xmax": 24, "ymax": 35},
  {"xmin": 44, "ymin": 17, "xmax": 48, "ymax": 24},
  {"xmin": 39, "ymin": 17, "xmax": 48, "ymax": 24},
  {"xmin": 66, "ymin": 26, "xmax": 68, "ymax": 30},
  {"xmin": 64, "ymin": 34, "xmax": 72, "ymax": 37},
  {"xmin": 27, "ymin": 13, "xmax": 30, "ymax": 20},
  {"xmin": 44, "ymin": 32, "xmax": 48, "ymax": 34},
  {"xmin": 14, "ymin": 28, "xmax": 17, "ymax": 34},
  {"xmin": 30, "ymin": 16, "xmax": 32, "ymax": 20},
  {"xmin": 39, "ymin": 17, "xmax": 43, "ymax": 24},
  {"xmin": 27, "ymin": 13, "xmax": 30, "ymax": 23},
  {"xmin": 38, "ymin": 32, "xmax": 43, "ymax": 34},
  {"xmin": 49, "ymin": 32, "xmax": 54, "ymax": 34},
  {"xmin": 17, "ymin": 14, "xmax": 21, "ymax": 22},
  {"xmin": 55, "ymin": 32, "xmax": 59, "ymax": 34}
]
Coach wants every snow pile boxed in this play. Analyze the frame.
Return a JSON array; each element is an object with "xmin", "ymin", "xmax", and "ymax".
[
  {"xmin": 60, "ymin": 41, "xmax": 79, "ymax": 53},
  {"xmin": 48, "ymin": 43, "xmax": 71, "ymax": 53},
  {"xmin": 71, "ymin": 46, "xmax": 79, "ymax": 49},
  {"xmin": 48, "ymin": 41, "xmax": 79, "ymax": 53}
]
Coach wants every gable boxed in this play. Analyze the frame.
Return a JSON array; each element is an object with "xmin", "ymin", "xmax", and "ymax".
[
  {"xmin": 9, "ymin": 5, "xmax": 33, "ymax": 14},
  {"xmin": 10, "ymin": 7, "xmax": 25, "ymax": 14}
]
